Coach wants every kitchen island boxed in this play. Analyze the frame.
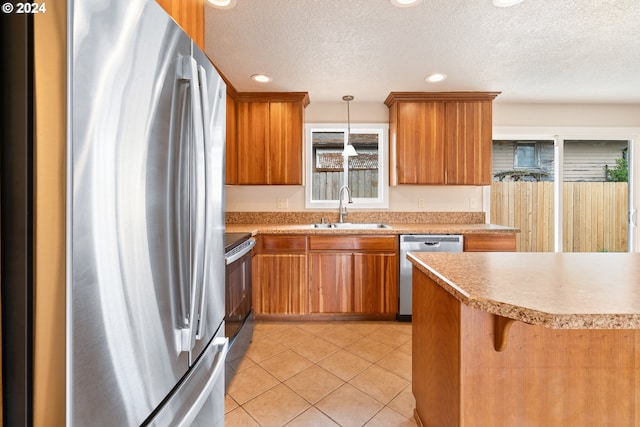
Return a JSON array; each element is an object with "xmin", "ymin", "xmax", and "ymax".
[{"xmin": 408, "ymin": 252, "xmax": 640, "ymax": 427}]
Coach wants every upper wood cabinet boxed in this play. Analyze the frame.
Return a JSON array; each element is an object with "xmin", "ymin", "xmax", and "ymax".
[
  {"xmin": 155, "ymin": 0, "xmax": 204, "ymax": 49},
  {"xmin": 385, "ymin": 92, "xmax": 499, "ymax": 186},
  {"xmin": 389, "ymin": 101, "xmax": 446, "ymax": 184},
  {"xmin": 229, "ymin": 92, "xmax": 309, "ymax": 185}
]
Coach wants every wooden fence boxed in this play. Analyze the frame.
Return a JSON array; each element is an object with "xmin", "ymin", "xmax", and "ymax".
[
  {"xmin": 312, "ymin": 170, "xmax": 378, "ymax": 200},
  {"xmin": 491, "ymin": 182, "xmax": 628, "ymax": 252}
]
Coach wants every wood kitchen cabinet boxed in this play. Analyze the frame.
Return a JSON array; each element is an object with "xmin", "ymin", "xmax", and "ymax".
[
  {"xmin": 385, "ymin": 92, "xmax": 499, "ymax": 186},
  {"xmin": 307, "ymin": 252, "xmax": 352, "ymax": 313},
  {"xmin": 353, "ymin": 253, "xmax": 398, "ymax": 314},
  {"xmin": 463, "ymin": 233, "xmax": 517, "ymax": 252},
  {"xmin": 308, "ymin": 235, "xmax": 398, "ymax": 317},
  {"xmin": 155, "ymin": 0, "xmax": 204, "ymax": 49},
  {"xmin": 253, "ymin": 235, "xmax": 307, "ymax": 315},
  {"xmin": 233, "ymin": 92, "xmax": 309, "ymax": 185}
]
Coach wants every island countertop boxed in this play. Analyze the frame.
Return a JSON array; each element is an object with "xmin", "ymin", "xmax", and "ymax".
[{"xmin": 408, "ymin": 252, "xmax": 640, "ymax": 329}]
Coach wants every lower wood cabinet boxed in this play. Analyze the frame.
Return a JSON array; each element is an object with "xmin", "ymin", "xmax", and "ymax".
[
  {"xmin": 253, "ymin": 235, "xmax": 307, "ymax": 315},
  {"xmin": 253, "ymin": 254, "xmax": 307, "ymax": 314},
  {"xmin": 251, "ymin": 233, "xmax": 513, "ymax": 317},
  {"xmin": 353, "ymin": 253, "xmax": 398, "ymax": 314},
  {"xmin": 463, "ymin": 233, "xmax": 517, "ymax": 252},
  {"xmin": 308, "ymin": 235, "xmax": 398, "ymax": 316},
  {"xmin": 308, "ymin": 253, "xmax": 352, "ymax": 313}
]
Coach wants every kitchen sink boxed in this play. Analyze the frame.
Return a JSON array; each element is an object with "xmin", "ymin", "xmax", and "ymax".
[
  {"xmin": 310, "ymin": 222, "xmax": 392, "ymax": 229},
  {"xmin": 310, "ymin": 223, "xmax": 332, "ymax": 229}
]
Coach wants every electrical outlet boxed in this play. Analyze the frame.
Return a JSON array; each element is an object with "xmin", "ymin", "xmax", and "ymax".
[
  {"xmin": 418, "ymin": 198, "xmax": 426, "ymax": 209},
  {"xmin": 276, "ymin": 198, "xmax": 288, "ymax": 209}
]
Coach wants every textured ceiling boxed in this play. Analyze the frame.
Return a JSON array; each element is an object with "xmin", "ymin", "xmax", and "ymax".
[{"xmin": 204, "ymin": 0, "xmax": 640, "ymax": 104}]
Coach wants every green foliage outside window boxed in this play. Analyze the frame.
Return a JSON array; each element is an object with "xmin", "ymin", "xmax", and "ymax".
[{"xmin": 604, "ymin": 157, "xmax": 628, "ymax": 182}]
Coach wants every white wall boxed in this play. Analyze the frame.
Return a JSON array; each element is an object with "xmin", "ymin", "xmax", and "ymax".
[
  {"xmin": 226, "ymin": 102, "xmax": 640, "ymax": 223},
  {"xmin": 493, "ymin": 103, "xmax": 640, "ymax": 128}
]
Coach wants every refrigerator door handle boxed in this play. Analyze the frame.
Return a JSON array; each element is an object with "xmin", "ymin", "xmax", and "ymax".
[
  {"xmin": 176, "ymin": 337, "xmax": 228, "ymax": 427},
  {"xmin": 195, "ymin": 63, "xmax": 210, "ymax": 340},
  {"xmin": 178, "ymin": 55, "xmax": 206, "ymax": 353},
  {"xmin": 145, "ymin": 336, "xmax": 228, "ymax": 427}
]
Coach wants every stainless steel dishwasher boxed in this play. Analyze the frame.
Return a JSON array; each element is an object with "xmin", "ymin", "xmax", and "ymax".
[{"xmin": 398, "ymin": 234, "xmax": 463, "ymax": 321}]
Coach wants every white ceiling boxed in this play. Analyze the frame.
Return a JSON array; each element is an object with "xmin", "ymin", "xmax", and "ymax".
[{"xmin": 203, "ymin": 0, "xmax": 640, "ymax": 104}]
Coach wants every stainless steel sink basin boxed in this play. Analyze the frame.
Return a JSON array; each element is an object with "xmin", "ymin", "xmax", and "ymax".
[
  {"xmin": 310, "ymin": 223, "xmax": 392, "ymax": 229},
  {"xmin": 310, "ymin": 223, "xmax": 332, "ymax": 229},
  {"xmin": 330, "ymin": 223, "xmax": 392, "ymax": 229}
]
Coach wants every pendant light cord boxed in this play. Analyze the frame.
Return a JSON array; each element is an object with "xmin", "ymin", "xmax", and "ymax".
[{"xmin": 342, "ymin": 95, "xmax": 354, "ymax": 144}]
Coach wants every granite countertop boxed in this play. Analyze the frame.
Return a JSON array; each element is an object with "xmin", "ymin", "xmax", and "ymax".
[
  {"xmin": 408, "ymin": 252, "xmax": 640, "ymax": 329},
  {"xmin": 225, "ymin": 211, "xmax": 518, "ymax": 235},
  {"xmin": 225, "ymin": 223, "xmax": 517, "ymax": 236}
]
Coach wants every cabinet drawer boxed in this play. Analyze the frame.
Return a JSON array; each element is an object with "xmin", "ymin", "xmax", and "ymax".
[
  {"xmin": 309, "ymin": 235, "xmax": 397, "ymax": 252},
  {"xmin": 463, "ymin": 233, "xmax": 516, "ymax": 252},
  {"xmin": 258, "ymin": 235, "xmax": 307, "ymax": 253}
]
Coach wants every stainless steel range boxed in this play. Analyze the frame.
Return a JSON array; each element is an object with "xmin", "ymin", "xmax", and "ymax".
[{"xmin": 224, "ymin": 232, "xmax": 256, "ymax": 389}]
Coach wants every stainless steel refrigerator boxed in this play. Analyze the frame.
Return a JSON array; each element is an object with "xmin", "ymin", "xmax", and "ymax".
[{"xmin": 1, "ymin": 0, "xmax": 228, "ymax": 425}]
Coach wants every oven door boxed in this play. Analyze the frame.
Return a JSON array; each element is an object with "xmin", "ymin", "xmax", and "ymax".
[{"xmin": 224, "ymin": 238, "xmax": 255, "ymax": 342}]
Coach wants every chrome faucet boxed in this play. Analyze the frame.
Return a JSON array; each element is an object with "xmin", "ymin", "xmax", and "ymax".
[{"xmin": 338, "ymin": 185, "xmax": 353, "ymax": 223}]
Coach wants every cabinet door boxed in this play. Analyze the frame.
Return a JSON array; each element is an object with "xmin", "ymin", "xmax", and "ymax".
[
  {"xmin": 395, "ymin": 101, "xmax": 446, "ymax": 184},
  {"xmin": 445, "ymin": 101, "xmax": 493, "ymax": 185},
  {"xmin": 236, "ymin": 102, "xmax": 269, "ymax": 184},
  {"xmin": 308, "ymin": 253, "xmax": 353, "ymax": 313},
  {"xmin": 353, "ymin": 253, "xmax": 398, "ymax": 314},
  {"xmin": 387, "ymin": 92, "xmax": 498, "ymax": 186},
  {"xmin": 253, "ymin": 254, "xmax": 307, "ymax": 314},
  {"xmin": 268, "ymin": 102, "xmax": 303, "ymax": 184}
]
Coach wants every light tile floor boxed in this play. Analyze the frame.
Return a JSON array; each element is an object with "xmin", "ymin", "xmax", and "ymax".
[{"xmin": 225, "ymin": 321, "xmax": 416, "ymax": 427}]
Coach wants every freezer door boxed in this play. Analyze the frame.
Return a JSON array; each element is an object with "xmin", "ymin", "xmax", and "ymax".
[
  {"xmin": 146, "ymin": 328, "xmax": 228, "ymax": 427},
  {"xmin": 68, "ymin": 0, "xmax": 224, "ymax": 425}
]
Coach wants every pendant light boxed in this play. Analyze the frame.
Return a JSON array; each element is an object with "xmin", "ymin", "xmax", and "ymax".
[{"xmin": 342, "ymin": 95, "xmax": 358, "ymax": 157}]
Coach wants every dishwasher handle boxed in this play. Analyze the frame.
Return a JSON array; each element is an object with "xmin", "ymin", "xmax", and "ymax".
[{"xmin": 401, "ymin": 235, "xmax": 463, "ymax": 244}]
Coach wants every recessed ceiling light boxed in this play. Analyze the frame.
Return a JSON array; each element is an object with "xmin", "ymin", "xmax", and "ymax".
[
  {"xmin": 425, "ymin": 73, "xmax": 447, "ymax": 83},
  {"xmin": 492, "ymin": 0, "xmax": 524, "ymax": 7},
  {"xmin": 251, "ymin": 74, "xmax": 272, "ymax": 83},
  {"xmin": 207, "ymin": 0, "xmax": 236, "ymax": 9},
  {"xmin": 390, "ymin": 0, "xmax": 423, "ymax": 8}
]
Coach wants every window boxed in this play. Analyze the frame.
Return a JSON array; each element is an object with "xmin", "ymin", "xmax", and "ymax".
[
  {"xmin": 305, "ymin": 124, "xmax": 388, "ymax": 208},
  {"xmin": 514, "ymin": 143, "xmax": 536, "ymax": 168},
  {"xmin": 493, "ymin": 140, "xmax": 553, "ymax": 182},
  {"xmin": 491, "ymin": 134, "xmax": 634, "ymax": 253}
]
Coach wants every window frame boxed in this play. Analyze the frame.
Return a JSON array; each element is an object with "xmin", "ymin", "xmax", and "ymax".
[{"xmin": 305, "ymin": 123, "xmax": 389, "ymax": 209}]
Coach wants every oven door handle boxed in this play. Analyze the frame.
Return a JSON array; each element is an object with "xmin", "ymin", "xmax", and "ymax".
[{"xmin": 225, "ymin": 239, "xmax": 256, "ymax": 265}]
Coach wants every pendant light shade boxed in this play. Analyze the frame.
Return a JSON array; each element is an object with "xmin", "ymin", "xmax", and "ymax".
[
  {"xmin": 342, "ymin": 144, "xmax": 358, "ymax": 157},
  {"xmin": 341, "ymin": 95, "xmax": 358, "ymax": 157}
]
